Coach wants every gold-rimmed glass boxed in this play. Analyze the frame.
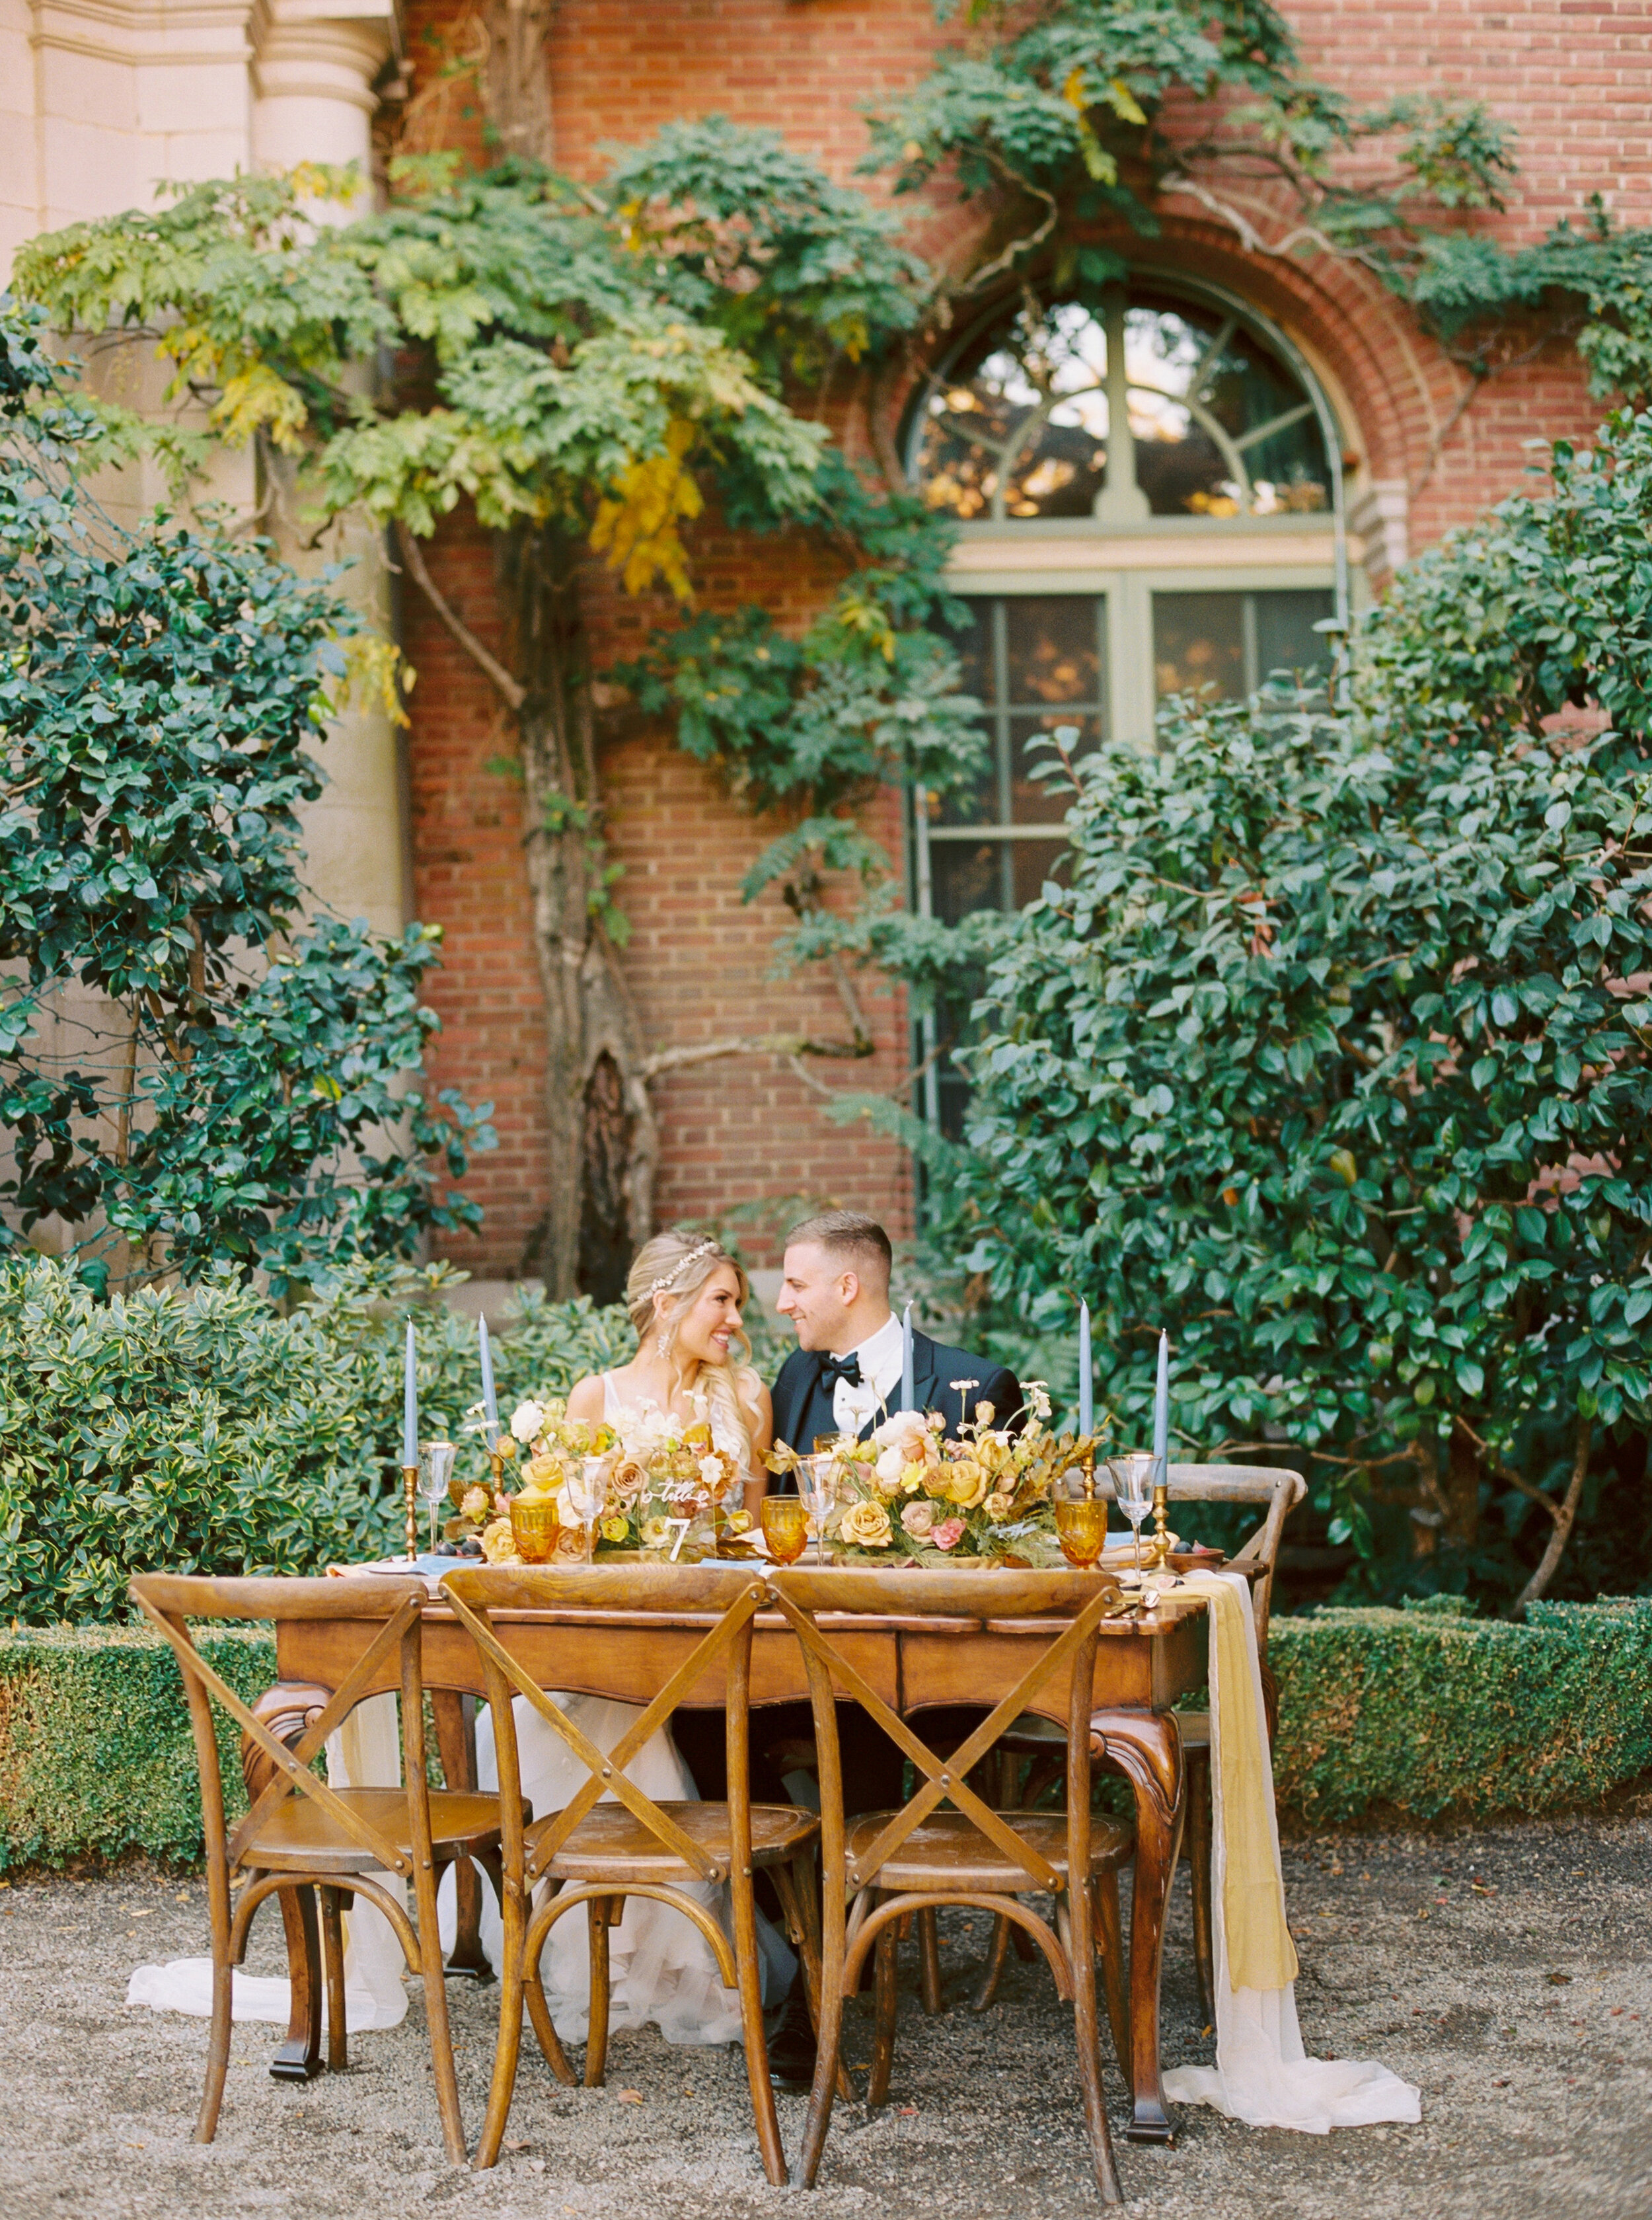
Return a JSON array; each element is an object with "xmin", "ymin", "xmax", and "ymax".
[
  {"xmin": 761, "ymin": 1494, "xmax": 808, "ymax": 1566},
  {"xmin": 509, "ymin": 1495, "xmax": 561, "ymax": 1564},
  {"xmin": 1109, "ymin": 1451, "xmax": 1156, "ymax": 1588}
]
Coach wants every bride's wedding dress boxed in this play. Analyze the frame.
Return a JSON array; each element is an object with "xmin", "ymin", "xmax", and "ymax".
[
  {"xmin": 478, "ymin": 1371, "xmax": 792, "ymax": 2044},
  {"xmin": 128, "ymin": 1370, "xmax": 795, "ymax": 2049}
]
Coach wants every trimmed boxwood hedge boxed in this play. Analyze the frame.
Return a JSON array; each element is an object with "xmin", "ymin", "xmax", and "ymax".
[
  {"xmin": 0, "ymin": 1625, "xmax": 274, "ymax": 1869},
  {"xmin": 1269, "ymin": 1594, "xmax": 1652, "ymax": 1824},
  {"xmin": 1, "ymin": 1597, "xmax": 1647, "ymax": 1868}
]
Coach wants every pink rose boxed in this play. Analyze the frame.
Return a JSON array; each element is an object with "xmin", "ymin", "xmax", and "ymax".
[
  {"xmin": 901, "ymin": 1499, "xmax": 937, "ymax": 1539},
  {"xmin": 930, "ymin": 1516, "xmax": 966, "ymax": 1552}
]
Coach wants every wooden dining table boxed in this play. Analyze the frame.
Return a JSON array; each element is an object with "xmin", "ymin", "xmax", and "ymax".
[{"xmin": 253, "ymin": 1577, "xmax": 1211, "ymax": 2144}]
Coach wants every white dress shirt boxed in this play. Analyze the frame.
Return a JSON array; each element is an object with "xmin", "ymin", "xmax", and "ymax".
[{"xmin": 830, "ymin": 1311, "xmax": 905, "ymax": 1437}]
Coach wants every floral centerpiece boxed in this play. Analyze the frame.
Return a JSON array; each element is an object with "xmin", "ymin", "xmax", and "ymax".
[
  {"xmin": 464, "ymin": 1391, "xmax": 749, "ymax": 1565},
  {"xmin": 767, "ymin": 1386, "xmax": 1094, "ymax": 1566}
]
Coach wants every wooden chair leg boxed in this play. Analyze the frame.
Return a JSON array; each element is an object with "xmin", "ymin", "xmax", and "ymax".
[
  {"xmin": 268, "ymin": 1880, "xmax": 324, "ymax": 2084},
  {"xmin": 197, "ymin": 1897, "xmax": 244, "ymax": 2141},
  {"xmin": 730, "ymin": 1860, "xmax": 787, "ymax": 2186},
  {"xmin": 584, "ymin": 1896, "xmax": 615, "ymax": 2088},
  {"xmin": 972, "ymin": 1907, "xmax": 1012, "ymax": 2012},
  {"xmin": 917, "ymin": 1906, "xmax": 944, "ymax": 2015},
  {"xmin": 799, "ymin": 1887, "xmax": 848, "ymax": 2190},
  {"xmin": 866, "ymin": 1917, "xmax": 899, "ymax": 2109},
  {"xmin": 432, "ymin": 1693, "xmax": 490, "ymax": 1979},
  {"xmin": 410, "ymin": 1858, "xmax": 467, "ymax": 2163},
  {"xmin": 472, "ymin": 1866, "xmax": 528, "ymax": 2171},
  {"xmin": 319, "ymin": 1886, "xmax": 349, "ymax": 2072},
  {"xmin": 1092, "ymin": 1870, "xmax": 1131, "ymax": 2077},
  {"xmin": 774, "ymin": 1853, "xmax": 853, "ymax": 2104},
  {"xmin": 1067, "ymin": 1884, "xmax": 1124, "ymax": 2207},
  {"xmin": 1187, "ymin": 1749, "xmax": 1215, "ymax": 2028}
]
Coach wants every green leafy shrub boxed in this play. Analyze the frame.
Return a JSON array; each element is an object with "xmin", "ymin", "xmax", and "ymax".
[
  {"xmin": 0, "ymin": 1626, "xmax": 274, "ymax": 1870},
  {"xmin": 924, "ymin": 412, "xmax": 1652, "ymax": 1609},
  {"xmin": 1271, "ymin": 1597, "xmax": 1652, "ymax": 1823},
  {"xmin": 0, "ymin": 300, "xmax": 492, "ymax": 1293},
  {"xmin": 0, "ymin": 1255, "xmax": 633, "ymax": 1623}
]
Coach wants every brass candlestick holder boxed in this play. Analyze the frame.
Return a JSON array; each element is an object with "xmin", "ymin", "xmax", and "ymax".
[
  {"xmin": 402, "ymin": 1463, "xmax": 419, "ymax": 1560},
  {"xmin": 1149, "ymin": 1470, "xmax": 1171, "ymax": 1570}
]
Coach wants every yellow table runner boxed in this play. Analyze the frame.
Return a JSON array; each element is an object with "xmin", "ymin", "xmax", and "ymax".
[{"xmin": 1176, "ymin": 1568, "xmax": 1297, "ymax": 1994}]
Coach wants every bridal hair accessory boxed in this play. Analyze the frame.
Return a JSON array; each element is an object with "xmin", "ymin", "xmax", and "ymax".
[{"xmin": 645, "ymin": 1238, "xmax": 718, "ymax": 1301}]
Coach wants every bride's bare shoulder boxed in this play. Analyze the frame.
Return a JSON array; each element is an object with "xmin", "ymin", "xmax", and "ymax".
[{"xmin": 566, "ymin": 1372, "xmax": 607, "ymax": 1423}]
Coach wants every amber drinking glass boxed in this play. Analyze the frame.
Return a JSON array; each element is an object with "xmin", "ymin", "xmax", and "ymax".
[
  {"xmin": 760, "ymin": 1495, "xmax": 809, "ymax": 1566},
  {"xmin": 509, "ymin": 1495, "xmax": 561, "ymax": 1564},
  {"xmin": 1053, "ymin": 1493, "xmax": 1108, "ymax": 1570}
]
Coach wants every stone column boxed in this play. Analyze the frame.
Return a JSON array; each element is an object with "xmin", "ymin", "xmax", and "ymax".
[{"xmin": 252, "ymin": 0, "xmax": 408, "ymax": 938}]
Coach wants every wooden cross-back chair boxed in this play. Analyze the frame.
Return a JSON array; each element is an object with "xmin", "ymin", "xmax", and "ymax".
[
  {"xmin": 129, "ymin": 1574, "xmax": 511, "ymax": 2163},
  {"xmin": 986, "ymin": 1462, "xmax": 1306, "ymax": 2022},
  {"xmin": 439, "ymin": 1563, "xmax": 822, "ymax": 2184},
  {"xmin": 768, "ymin": 1565, "xmax": 1135, "ymax": 2207}
]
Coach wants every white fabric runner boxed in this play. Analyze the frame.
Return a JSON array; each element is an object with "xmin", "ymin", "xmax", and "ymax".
[{"xmin": 1161, "ymin": 1570, "xmax": 1421, "ymax": 2132}]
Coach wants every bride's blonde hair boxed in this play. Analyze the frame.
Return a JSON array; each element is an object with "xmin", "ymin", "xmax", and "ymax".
[{"xmin": 625, "ymin": 1229, "xmax": 763, "ymax": 1467}]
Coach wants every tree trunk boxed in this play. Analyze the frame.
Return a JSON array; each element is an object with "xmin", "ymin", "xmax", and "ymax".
[
  {"xmin": 1515, "ymin": 1415, "xmax": 1593, "ymax": 1613},
  {"xmin": 500, "ymin": 523, "xmax": 656, "ymax": 1300}
]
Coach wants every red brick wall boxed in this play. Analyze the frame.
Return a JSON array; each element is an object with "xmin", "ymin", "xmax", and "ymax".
[{"xmin": 402, "ymin": 0, "xmax": 1650, "ymax": 1275}]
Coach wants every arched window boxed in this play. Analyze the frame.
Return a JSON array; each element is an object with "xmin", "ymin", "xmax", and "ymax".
[
  {"xmin": 903, "ymin": 281, "xmax": 1347, "ymax": 1133},
  {"xmin": 909, "ymin": 288, "xmax": 1332, "ymax": 524}
]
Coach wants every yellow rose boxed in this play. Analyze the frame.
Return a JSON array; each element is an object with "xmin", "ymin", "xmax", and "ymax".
[
  {"xmin": 480, "ymin": 1519, "xmax": 519, "ymax": 1565},
  {"xmin": 944, "ymin": 1460, "xmax": 988, "ymax": 1510},
  {"xmin": 459, "ymin": 1484, "xmax": 490, "ymax": 1522},
  {"xmin": 841, "ymin": 1498, "xmax": 893, "ymax": 1549},
  {"xmin": 600, "ymin": 1513, "xmax": 630, "ymax": 1544},
  {"xmin": 975, "ymin": 1400, "xmax": 996, "ymax": 1427},
  {"xmin": 984, "ymin": 1491, "xmax": 1014, "ymax": 1521},
  {"xmin": 523, "ymin": 1452, "xmax": 562, "ymax": 1494}
]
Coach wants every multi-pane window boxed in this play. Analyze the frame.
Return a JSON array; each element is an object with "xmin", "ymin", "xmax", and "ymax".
[
  {"xmin": 1152, "ymin": 588, "xmax": 1336, "ymax": 704},
  {"xmin": 926, "ymin": 595, "xmax": 1105, "ymax": 925},
  {"xmin": 905, "ymin": 278, "xmax": 1345, "ymax": 1142}
]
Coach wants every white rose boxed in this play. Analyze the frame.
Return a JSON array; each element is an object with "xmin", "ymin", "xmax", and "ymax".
[
  {"xmin": 510, "ymin": 1399, "xmax": 545, "ymax": 1444},
  {"xmin": 875, "ymin": 1445, "xmax": 905, "ymax": 1487}
]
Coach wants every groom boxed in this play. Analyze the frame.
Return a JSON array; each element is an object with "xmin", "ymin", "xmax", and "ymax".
[{"xmin": 769, "ymin": 1209, "xmax": 1022, "ymax": 1467}]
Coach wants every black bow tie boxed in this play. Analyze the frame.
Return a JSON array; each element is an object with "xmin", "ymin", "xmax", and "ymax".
[{"xmin": 817, "ymin": 1352, "xmax": 863, "ymax": 1391}]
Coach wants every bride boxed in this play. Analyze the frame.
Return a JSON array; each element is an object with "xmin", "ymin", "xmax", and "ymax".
[{"xmin": 469, "ymin": 1229, "xmax": 792, "ymax": 2047}]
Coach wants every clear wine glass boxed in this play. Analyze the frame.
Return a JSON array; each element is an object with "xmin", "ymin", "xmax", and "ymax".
[
  {"xmin": 419, "ymin": 1440, "xmax": 458, "ymax": 1556},
  {"xmin": 568, "ymin": 1453, "xmax": 609, "ymax": 1566},
  {"xmin": 1109, "ymin": 1452, "xmax": 1156, "ymax": 1588},
  {"xmin": 798, "ymin": 1453, "xmax": 837, "ymax": 1563}
]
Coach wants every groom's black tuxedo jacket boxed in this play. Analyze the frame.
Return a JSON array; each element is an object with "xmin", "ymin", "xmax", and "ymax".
[{"xmin": 769, "ymin": 1328, "xmax": 1022, "ymax": 1480}]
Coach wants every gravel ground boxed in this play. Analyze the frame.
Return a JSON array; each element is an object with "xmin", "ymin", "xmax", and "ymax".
[{"xmin": 1, "ymin": 1812, "xmax": 1649, "ymax": 2220}]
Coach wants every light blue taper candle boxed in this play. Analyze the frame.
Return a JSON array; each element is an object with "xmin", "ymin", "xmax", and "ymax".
[
  {"xmin": 1078, "ymin": 1299, "xmax": 1092, "ymax": 1436},
  {"xmin": 402, "ymin": 1320, "xmax": 418, "ymax": 1469},
  {"xmin": 478, "ymin": 1313, "xmax": 499, "ymax": 1440},
  {"xmin": 901, "ymin": 1303, "xmax": 914, "ymax": 1414},
  {"xmin": 1152, "ymin": 1329, "xmax": 1170, "ymax": 1482}
]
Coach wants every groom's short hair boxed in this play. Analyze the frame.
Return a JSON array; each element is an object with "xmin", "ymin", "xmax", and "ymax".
[{"xmin": 786, "ymin": 1208, "xmax": 892, "ymax": 1291}]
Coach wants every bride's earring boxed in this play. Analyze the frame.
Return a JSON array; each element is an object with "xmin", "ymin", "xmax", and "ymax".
[{"xmin": 657, "ymin": 1318, "xmax": 676, "ymax": 1359}]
